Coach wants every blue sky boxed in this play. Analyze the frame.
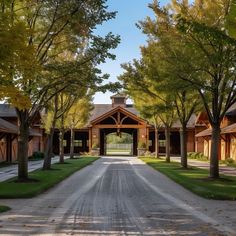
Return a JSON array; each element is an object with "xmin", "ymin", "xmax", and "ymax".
[{"xmin": 94, "ymin": 0, "xmax": 169, "ymax": 104}]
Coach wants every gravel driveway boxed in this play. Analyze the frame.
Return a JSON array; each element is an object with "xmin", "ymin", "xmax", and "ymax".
[{"xmin": 0, "ymin": 156, "xmax": 235, "ymax": 236}]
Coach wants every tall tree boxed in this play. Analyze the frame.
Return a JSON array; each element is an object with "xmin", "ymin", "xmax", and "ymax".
[
  {"xmin": 140, "ymin": 40, "xmax": 201, "ymax": 168},
  {"xmin": 65, "ymin": 95, "xmax": 93, "ymax": 159},
  {"xmin": 119, "ymin": 60, "xmax": 177, "ymax": 162},
  {"xmin": 138, "ymin": 0, "xmax": 236, "ymax": 178},
  {"xmin": 0, "ymin": 0, "xmax": 120, "ymax": 181},
  {"xmin": 42, "ymin": 90, "xmax": 77, "ymax": 168}
]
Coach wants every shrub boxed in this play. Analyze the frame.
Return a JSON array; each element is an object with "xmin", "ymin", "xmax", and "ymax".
[
  {"xmin": 144, "ymin": 151, "xmax": 151, "ymax": 157},
  {"xmin": 28, "ymin": 151, "xmax": 44, "ymax": 160},
  {"xmin": 92, "ymin": 143, "xmax": 99, "ymax": 149},
  {"xmin": 187, "ymin": 152, "xmax": 208, "ymax": 161},
  {"xmin": 138, "ymin": 142, "xmax": 146, "ymax": 149},
  {"xmin": 225, "ymin": 158, "xmax": 235, "ymax": 165}
]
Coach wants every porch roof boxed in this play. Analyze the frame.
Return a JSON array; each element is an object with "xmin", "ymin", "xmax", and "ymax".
[
  {"xmin": 196, "ymin": 123, "xmax": 236, "ymax": 137},
  {"xmin": 221, "ymin": 123, "xmax": 236, "ymax": 134},
  {"xmin": 0, "ymin": 118, "xmax": 42, "ymax": 137},
  {"xmin": 0, "ymin": 118, "xmax": 18, "ymax": 134},
  {"xmin": 195, "ymin": 128, "xmax": 212, "ymax": 137}
]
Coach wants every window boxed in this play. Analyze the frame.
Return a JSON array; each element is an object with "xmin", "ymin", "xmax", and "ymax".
[
  {"xmin": 63, "ymin": 140, "xmax": 67, "ymax": 147},
  {"xmin": 149, "ymin": 140, "xmax": 152, "ymax": 146},
  {"xmin": 159, "ymin": 140, "xmax": 166, "ymax": 147},
  {"xmin": 74, "ymin": 140, "xmax": 83, "ymax": 147}
]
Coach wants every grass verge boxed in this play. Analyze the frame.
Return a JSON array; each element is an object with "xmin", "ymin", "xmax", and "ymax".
[
  {"xmin": 0, "ymin": 205, "xmax": 11, "ymax": 213},
  {"xmin": 140, "ymin": 157, "xmax": 236, "ymax": 200},
  {"xmin": 0, "ymin": 157, "xmax": 99, "ymax": 199}
]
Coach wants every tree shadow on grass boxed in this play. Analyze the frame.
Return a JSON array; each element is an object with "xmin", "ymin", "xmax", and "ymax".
[
  {"xmin": 195, "ymin": 177, "xmax": 234, "ymax": 182},
  {"xmin": 13, "ymin": 178, "xmax": 40, "ymax": 183}
]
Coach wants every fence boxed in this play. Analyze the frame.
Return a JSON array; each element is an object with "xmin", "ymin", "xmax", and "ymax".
[{"xmin": 106, "ymin": 143, "xmax": 132, "ymax": 150}]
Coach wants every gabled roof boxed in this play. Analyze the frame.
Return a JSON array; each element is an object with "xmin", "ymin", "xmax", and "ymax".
[
  {"xmin": 86, "ymin": 104, "xmax": 139, "ymax": 125},
  {"xmin": 110, "ymin": 93, "xmax": 127, "ymax": 98},
  {"xmin": 90, "ymin": 105, "xmax": 148, "ymax": 126}
]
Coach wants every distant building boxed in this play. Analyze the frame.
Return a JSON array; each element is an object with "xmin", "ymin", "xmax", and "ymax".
[
  {"xmin": 0, "ymin": 105, "xmax": 43, "ymax": 162},
  {"xmin": 1, "ymin": 93, "xmax": 236, "ymax": 162}
]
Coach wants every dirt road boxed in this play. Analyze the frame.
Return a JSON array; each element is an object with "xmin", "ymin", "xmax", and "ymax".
[{"xmin": 0, "ymin": 156, "xmax": 235, "ymax": 235}]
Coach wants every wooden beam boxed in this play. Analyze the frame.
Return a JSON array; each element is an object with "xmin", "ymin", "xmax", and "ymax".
[{"xmin": 93, "ymin": 124, "xmax": 146, "ymax": 129}]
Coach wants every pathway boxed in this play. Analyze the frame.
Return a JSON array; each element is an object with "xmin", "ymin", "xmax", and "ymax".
[
  {"xmin": 0, "ymin": 156, "xmax": 235, "ymax": 235},
  {"xmin": 0, "ymin": 156, "xmax": 68, "ymax": 182},
  {"xmin": 169, "ymin": 156, "xmax": 236, "ymax": 176}
]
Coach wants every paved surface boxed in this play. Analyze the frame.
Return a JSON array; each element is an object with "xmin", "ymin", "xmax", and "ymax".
[
  {"xmin": 169, "ymin": 157, "xmax": 236, "ymax": 176},
  {"xmin": 0, "ymin": 156, "xmax": 236, "ymax": 235},
  {"xmin": 0, "ymin": 156, "xmax": 68, "ymax": 182}
]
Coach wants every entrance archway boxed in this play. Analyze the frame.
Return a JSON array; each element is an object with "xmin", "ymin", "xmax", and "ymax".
[
  {"xmin": 100, "ymin": 128, "xmax": 138, "ymax": 156},
  {"xmin": 89, "ymin": 106, "xmax": 149, "ymax": 156},
  {"xmin": 106, "ymin": 132, "xmax": 132, "ymax": 155}
]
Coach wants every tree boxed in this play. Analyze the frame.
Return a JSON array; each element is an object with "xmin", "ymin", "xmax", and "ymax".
[
  {"xmin": 42, "ymin": 91, "xmax": 77, "ymax": 168},
  {"xmin": 0, "ymin": 0, "xmax": 120, "ymax": 181},
  {"xmin": 119, "ymin": 60, "xmax": 177, "ymax": 162},
  {"xmin": 137, "ymin": 0, "xmax": 236, "ymax": 178},
  {"xmin": 65, "ymin": 95, "xmax": 93, "ymax": 159}
]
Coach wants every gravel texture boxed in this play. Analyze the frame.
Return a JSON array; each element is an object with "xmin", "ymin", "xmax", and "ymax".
[{"xmin": 0, "ymin": 156, "xmax": 235, "ymax": 236}]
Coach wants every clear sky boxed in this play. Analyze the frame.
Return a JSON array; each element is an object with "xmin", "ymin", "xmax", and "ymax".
[{"xmin": 94, "ymin": 0, "xmax": 169, "ymax": 104}]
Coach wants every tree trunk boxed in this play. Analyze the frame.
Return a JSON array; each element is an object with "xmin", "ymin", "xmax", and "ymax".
[
  {"xmin": 43, "ymin": 127, "xmax": 55, "ymax": 170},
  {"xmin": 70, "ymin": 128, "xmax": 75, "ymax": 159},
  {"xmin": 165, "ymin": 125, "xmax": 171, "ymax": 163},
  {"xmin": 59, "ymin": 128, "xmax": 65, "ymax": 164},
  {"xmin": 180, "ymin": 124, "xmax": 188, "ymax": 168},
  {"xmin": 17, "ymin": 111, "xmax": 30, "ymax": 181},
  {"xmin": 210, "ymin": 124, "xmax": 221, "ymax": 179},
  {"xmin": 154, "ymin": 125, "xmax": 159, "ymax": 158},
  {"xmin": 43, "ymin": 94, "xmax": 58, "ymax": 170}
]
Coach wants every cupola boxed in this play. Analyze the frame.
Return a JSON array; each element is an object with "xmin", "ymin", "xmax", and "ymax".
[{"xmin": 110, "ymin": 93, "xmax": 127, "ymax": 108}]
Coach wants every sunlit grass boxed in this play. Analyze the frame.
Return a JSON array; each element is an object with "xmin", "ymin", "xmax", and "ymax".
[
  {"xmin": 0, "ymin": 157, "xmax": 99, "ymax": 199},
  {"xmin": 140, "ymin": 157, "xmax": 236, "ymax": 200}
]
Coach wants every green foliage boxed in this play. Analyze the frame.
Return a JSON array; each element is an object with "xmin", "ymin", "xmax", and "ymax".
[
  {"xmin": 0, "ymin": 157, "xmax": 99, "ymax": 198},
  {"xmin": 0, "ymin": 205, "xmax": 11, "ymax": 213},
  {"xmin": 28, "ymin": 152, "xmax": 44, "ymax": 160},
  {"xmin": 141, "ymin": 157, "xmax": 236, "ymax": 200},
  {"xmin": 131, "ymin": 0, "xmax": 236, "ymax": 178},
  {"xmin": 65, "ymin": 95, "xmax": 94, "ymax": 130},
  {"xmin": 138, "ymin": 142, "xmax": 147, "ymax": 149},
  {"xmin": 187, "ymin": 152, "xmax": 208, "ymax": 161},
  {"xmin": 92, "ymin": 143, "xmax": 99, "ymax": 149},
  {"xmin": 220, "ymin": 158, "xmax": 236, "ymax": 167},
  {"xmin": 225, "ymin": 158, "xmax": 235, "ymax": 164},
  {"xmin": 0, "ymin": 0, "xmax": 120, "ymax": 180},
  {"xmin": 226, "ymin": 0, "xmax": 236, "ymax": 38},
  {"xmin": 106, "ymin": 133, "xmax": 133, "ymax": 144}
]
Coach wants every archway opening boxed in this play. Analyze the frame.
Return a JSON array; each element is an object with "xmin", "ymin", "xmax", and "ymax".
[
  {"xmin": 106, "ymin": 132, "xmax": 133, "ymax": 155},
  {"xmin": 100, "ymin": 128, "xmax": 138, "ymax": 156}
]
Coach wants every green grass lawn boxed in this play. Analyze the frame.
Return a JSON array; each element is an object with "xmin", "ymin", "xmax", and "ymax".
[
  {"xmin": 140, "ymin": 157, "xmax": 236, "ymax": 200},
  {"xmin": 0, "ymin": 205, "xmax": 11, "ymax": 213},
  {"xmin": 0, "ymin": 157, "xmax": 99, "ymax": 199}
]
